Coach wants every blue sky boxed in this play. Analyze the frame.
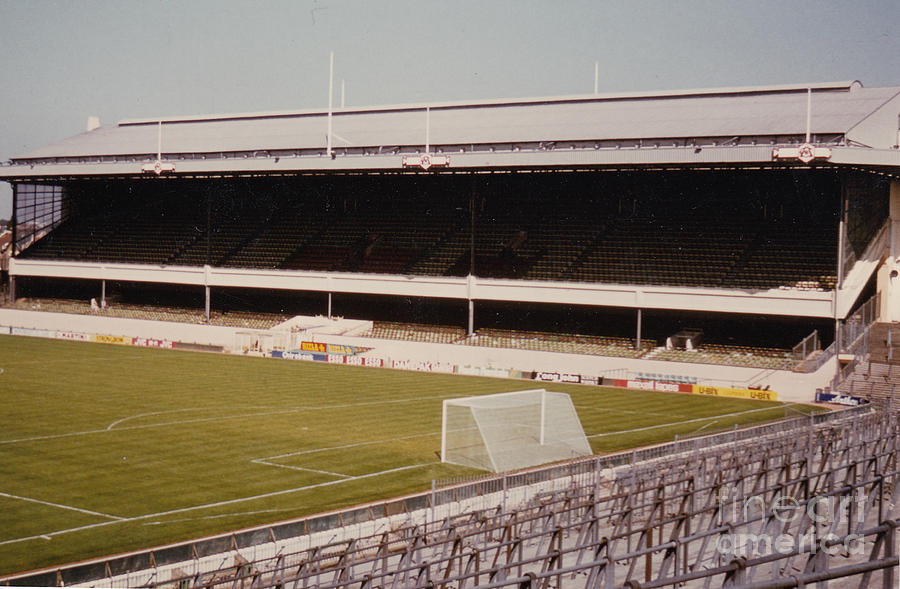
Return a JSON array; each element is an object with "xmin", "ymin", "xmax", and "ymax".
[{"xmin": 1, "ymin": 0, "xmax": 898, "ymax": 218}]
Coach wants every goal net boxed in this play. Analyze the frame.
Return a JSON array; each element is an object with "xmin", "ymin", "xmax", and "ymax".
[{"xmin": 441, "ymin": 389, "xmax": 592, "ymax": 472}]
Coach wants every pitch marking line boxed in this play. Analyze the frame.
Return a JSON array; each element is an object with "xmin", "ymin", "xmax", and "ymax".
[
  {"xmin": 0, "ymin": 396, "xmax": 451, "ymax": 446},
  {"xmin": 145, "ymin": 507, "xmax": 299, "ymax": 526},
  {"xmin": 575, "ymin": 405, "xmax": 690, "ymax": 419},
  {"xmin": 249, "ymin": 459, "xmax": 351, "ymax": 479},
  {"xmin": 250, "ymin": 431, "xmax": 442, "ymax": 478},
  {"xmin": 0, "ymin": 492, "xmax": 124, "ymax": 521},
  {"xmin": 260, "ymin": 431, "xmax": 441, "ymax": 461},
  {"xmin": 106, "ymin": 408, "xmax": 203, "ymax": 430},
  {"xmin": 0, "ymin": 462, "xmax": 436, "ymax": 547},
  {"xmin": 586, "ymin": 404, "xmax": 799, "ymax": 437}
]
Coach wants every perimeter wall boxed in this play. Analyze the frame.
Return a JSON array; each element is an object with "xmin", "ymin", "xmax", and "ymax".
[{"xmin": 0, "ymin": 309, "xmax": 838, "ymax": 402}]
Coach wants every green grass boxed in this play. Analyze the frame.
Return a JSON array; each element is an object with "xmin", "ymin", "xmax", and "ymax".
[{"xmin": 0, "ymin": 334, "xmax": 825, "ymax": 575}]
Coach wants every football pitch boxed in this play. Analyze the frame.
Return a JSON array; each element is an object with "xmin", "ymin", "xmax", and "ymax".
[{"xmin": 0, "ymin": 334, "xmax": 824, "ymax": 575}]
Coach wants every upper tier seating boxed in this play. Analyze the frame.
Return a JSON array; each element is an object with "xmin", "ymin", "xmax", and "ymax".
[
  {"xmin": 18, "ymin": 172, "xmax": 847, "ymax": 292},
  {"xmin": 724, "ymin": 223, "xmax": 839, "ymax": 291},
  {"xmin": 282, "ymin": 198, "xmax": 461, "ymax": 273},
  {"xmin": 565, "ymin": 218, "xmax": 753, "ymax": 287}
]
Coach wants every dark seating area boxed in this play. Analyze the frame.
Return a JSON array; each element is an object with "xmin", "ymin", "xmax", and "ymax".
[
  {"xmin": 24, "ymin": 194, "xmax": 205, "ymax": 265},
  {"xmin": 18, "ymin": 170, "xmax": 852, "ymax": 292},
  {"xmin": 566, "ymin": 218, "xmax": 752, "ymax": 287},
  {"xmin": 725, "ymin": 223, "xmax": 839, "ymax": 291}
]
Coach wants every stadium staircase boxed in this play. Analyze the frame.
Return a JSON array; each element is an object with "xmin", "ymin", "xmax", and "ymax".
[{"xmin": 837, "ymin": 322, "xmax": 900, "ymax": 408}]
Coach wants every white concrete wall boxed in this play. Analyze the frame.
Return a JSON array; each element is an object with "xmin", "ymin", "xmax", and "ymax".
[
  {"xmin": 0, "ymin": 309, "xmax": 239, "ymax": 348},
  {"xmin": 0, "ymin": 308, "xmax": 834, "ymax": 403},
  {"xmin": 305, "ymin": 332, "xmax": 832, "ymax": 403}
]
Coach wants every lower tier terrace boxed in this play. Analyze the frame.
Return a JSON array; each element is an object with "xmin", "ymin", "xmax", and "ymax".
[{"xmin": 4, "ymin": 297, "xmax": 800, "ymax": 370}]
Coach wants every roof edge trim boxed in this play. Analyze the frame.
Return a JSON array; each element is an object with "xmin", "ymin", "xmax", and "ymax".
[{"xmin": 117, "ymin": 80, "xmax": 863, "ymax": 127}]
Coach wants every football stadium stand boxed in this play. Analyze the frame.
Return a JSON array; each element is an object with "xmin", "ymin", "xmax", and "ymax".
[
  {"xmin": 2, "ymin": 79, "xmax": 899, "ymax": 387},
  {"xmin": 1, "ymin": 78, "xmax": 900, "ymax": 586}
]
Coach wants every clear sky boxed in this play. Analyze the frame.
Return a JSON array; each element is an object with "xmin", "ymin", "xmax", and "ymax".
[{"xmin": 1, "ymin": 0, "xmax": 898, "ymax": 219}]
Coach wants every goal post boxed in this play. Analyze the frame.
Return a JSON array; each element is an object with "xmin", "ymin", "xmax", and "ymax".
[{"xmin": 441, "ymin": 389, "xmax": 592, "ymax": 472}]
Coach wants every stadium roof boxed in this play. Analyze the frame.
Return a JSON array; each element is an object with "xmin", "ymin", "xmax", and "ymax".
[{"xmin": 2, "ymin": 80, "xmax": 899, "ymax": 178}]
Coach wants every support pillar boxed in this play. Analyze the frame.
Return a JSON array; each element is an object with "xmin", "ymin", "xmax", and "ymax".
[
  {"xmin": 636, "ymin": 308, "xmax": 643, "ymax": 350},
  {"xmin": 8, "ymin": 275, "xmax": 14, "ymax": 304},
  {"xmin": 467, "ymin": 299, "xmax": 474, "ymax": 337},
  {"xmin": 204, "ymin": 286, "xmax": 211, "ymax": 323},
  {"xmin": 834, "ymin": 180, "xmax": 847, "ymax": 385},
  {"xmin": 327, "ymin": 292, "xmax": 333, "ymax": 319},
  {"xmin": 101, "ymin": 279, "xmax": 106, "ymax": 309},
  {"xmin": 206, "ymin": 190, "xmax": 212, "ymax": 267},
  {"xmin": 835, "ymin": 317, "xmax": 842, "ymax": 385},
  {"xmin": 10, "ymin": 183, "xmax": 17, "ymax": 257},
  {"xmin": 539, "ymin": 390, "xmax": 546, "ymax": 446}
]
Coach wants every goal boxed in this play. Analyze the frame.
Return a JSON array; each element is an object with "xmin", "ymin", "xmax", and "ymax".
[{"xmin": 441, "ymin": 389, "xmax": 592, "ymax": 472}]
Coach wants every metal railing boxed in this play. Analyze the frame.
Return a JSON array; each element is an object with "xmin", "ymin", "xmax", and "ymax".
[
  {"xmin": 794, "ymin": 294, "xmax": 880, "ymax": 376},
  {"xmin": 841, "ymin": 293, "xmax": 880, "ymax": 354},
  {"xmin": 792, "ymin": 329, "xmax": 819, "ymax": 362},
  {"xmin": 798, "ymin": 339, "xmax": 836, "ymax": 374}
]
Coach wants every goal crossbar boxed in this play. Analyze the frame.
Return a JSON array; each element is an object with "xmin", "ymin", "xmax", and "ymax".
[{"xmin": 441, "ymin": 389, "xmax": 591, "ymax": 472}]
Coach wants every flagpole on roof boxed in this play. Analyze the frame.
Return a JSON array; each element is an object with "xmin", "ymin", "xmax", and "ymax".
[
  {"xmin": 805, "ymin": 87, "xmax": 812, "ymax": 143},
  {"xmin": 327, "ymin": 51, "xmax": 334, "ymax": 158}
]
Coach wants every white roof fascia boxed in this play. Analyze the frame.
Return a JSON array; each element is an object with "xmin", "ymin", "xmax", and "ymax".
[
  {"xmin": 0, "ymin": 145, "xmax": 784, "ymax": 179},
  {"xmin": 4, "ymin": 146, "xmax": 900, "ymax": 181}
]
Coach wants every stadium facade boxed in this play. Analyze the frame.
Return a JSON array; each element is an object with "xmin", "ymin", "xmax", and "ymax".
[{"xmin": 1, "ymin": 80, "xmax": 899, "ymax": 391}]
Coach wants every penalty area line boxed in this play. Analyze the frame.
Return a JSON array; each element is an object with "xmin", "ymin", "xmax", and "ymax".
[
  {"xmin": 0, "ymin": 491, "xmax": 124, "ymax": 521},
  {"xmin": 249, "ymin": 459, "xmax": 351, "ymax": 479}
]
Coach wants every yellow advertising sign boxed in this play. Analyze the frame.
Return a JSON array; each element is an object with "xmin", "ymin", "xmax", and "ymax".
[
  {"xmin": 326, "ymin": 343, "xmax": 355, "ymax": 355},
  {"xmin": 91, "ymin": 334, "xmax": 134, "ymax": 345},
  {"xmin": 693, "ymin": 385, "xmax": 777, "ymax": 401},
  {"xmin": 300, "ymin": 341, "xmax": 327, "ymax": 353}
]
